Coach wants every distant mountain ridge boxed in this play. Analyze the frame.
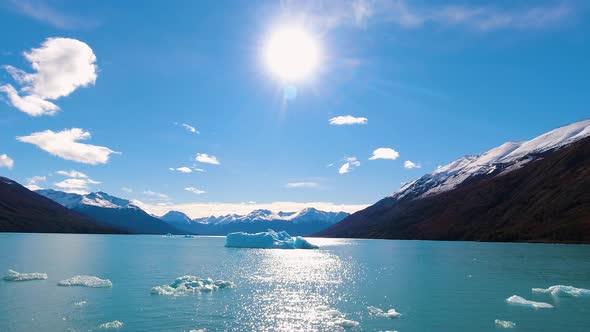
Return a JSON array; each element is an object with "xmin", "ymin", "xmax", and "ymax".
[
  {"xmin": 160, "ymin": 207, "xmax": 349, "ymax": 236},
  {"xmin": 317, "ymin": 119, "xmax": 590, "ymax": 243},
  {"xmin": 37, "ymin": 189, "xmax": 181, "ymax": 235}
]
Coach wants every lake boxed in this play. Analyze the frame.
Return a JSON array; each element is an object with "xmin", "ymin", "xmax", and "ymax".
[{"xmin": 1, "ymin": 233, "xmax": 589, "ymax": 331}]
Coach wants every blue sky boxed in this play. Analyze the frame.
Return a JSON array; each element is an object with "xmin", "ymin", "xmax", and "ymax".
[{"xmin": 0, "ymin": 0, "xmax": 589, "ymax": 217}]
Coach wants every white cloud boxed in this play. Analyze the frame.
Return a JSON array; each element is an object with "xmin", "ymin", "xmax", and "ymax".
[
  {"xmin": 56, "ymin": 170, "xmax": 88, "ymax": 178},
  {"xmin": 54, "ymin": 177, "xmax": 99, "ymax": 194},
  {"xmin": 169, "ymin": 166, "xmax": 192, "ymax": 173},
  {"xmin": 195, "ymin": 153, "xmax": 220, "ymax": 165},
  {"xmin": 143, "ymin": 191, "xmax": 170, "ymax": 200},
  {"xmin": 17, "ymin": 128, "xmax": 119, "ymax": 165},
  {"xmin": 121, "ymin": 187, "xmax": 133, "ymax": 193},
  {"xmin": 0, "ymin": 154, "xmax": 14, "ymax": 169},
  {"xmin": 135, "ymin": 201, "xmax": 370, "ymax": 219},
  {"xmin": 25, "ymin": 175, "xmax": 45, "ymax": 191},
  {"xmin": 329, "ymin": 115, "xmax": 368, "ymax": 125},
  {"xmin": 177, "ymin": 123, "xmax": 199, "ymax": 135},
  {"xmin": 404, "ymin": 160, "xmax": 421, "ymax": 169},
  {"xmin": 8, "ymin": 0, "xmax": 95, "ymax": 29},
  {"xmin": 369, "ymin": 148, "xmax": 400, "ymax": 161},
  {"xmin": 1, "ymin": 38, "xmax": 97, "ymax": 116},
  {"xmin": 285, "ymin": 182, "xmax": 319, "ymax": 188},
  {"xmin": 339, "ymin": 157, "xmax": 361, "ymax": 174},
  {"xmin": 185, "ymin": 187, "xmax": 206, "ymax": 195}
]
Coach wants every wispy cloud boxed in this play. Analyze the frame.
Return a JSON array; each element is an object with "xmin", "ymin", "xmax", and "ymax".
[
  {"xmin": 403, "ymin": 160, "xmax": 421, "ymax": 169},
  {"xmin": 17, "ymin": 128, "xmax": 119, "ymax": 165},
  {"xmin": 185, "ymin": 187, "xmax": 206, "ymax": 195},
  {"xmin": 369, "ymin": 148, "xmax": 399, "ymax": 161},
  {"xmin": 56, "ymin": 170, "xmax": 88, "ymax": 178},
  {"xmin": 25, "ymin": 175, "xmax": 45, "ymax": 190},
  {"xmin": 1, "ymin": 38, "xmax": 97, "ymax": 116},
  {"xmin": 339, "ymin": 157, "xmax": 361, "ymax": 174},
  {"xmin": 54, "ymin": 177, "xmax": 99, "ymax": 194},
  {"xmin": 0, "ymin": 154, "xmax": 14, "ymax": 169},
  {"xmin": 285, "ymin": 182, "xmax": 319, "ymax": 188},
  {"xmin": 175, "ymin": 122, "xmax": 200, "ymax": 135},
  {"xmin": 195, "ymin": 153, "xmax": 220, "ymax": 165},
  {"xmin": 143, "ymin": 191, "xmax": 170, "ymax": 200},
  {"xmin": 329, "ymin": 115, "xmax": 368, "ymax": 125},
  {"xmin": 121, "ymin": 187, "xmax": 133, "ymax": 193},
  {"xmin": 169, "ymin": 166, "xmax": 205, "ymax": 173},
  {"xmin": 8, "ymin": 0, "xmax": 97, "ymax": 29}
]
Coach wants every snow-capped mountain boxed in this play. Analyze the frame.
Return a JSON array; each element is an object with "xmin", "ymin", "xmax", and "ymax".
[
  {"xmin": 37, "ymin": 189, "xmax": 181, "ymax": 235},
  {"xmin": 393, "ymin": 119, "xmax": 590, "ymax": 201},
  {"xmin": 159, "ymin": 208, "xmax": 350, "ymax": 235}
]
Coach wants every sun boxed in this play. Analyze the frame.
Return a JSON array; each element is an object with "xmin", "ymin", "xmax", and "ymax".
[{"xmin": 263, "ymin": 26, "xmax": 321, "ymax": 82}]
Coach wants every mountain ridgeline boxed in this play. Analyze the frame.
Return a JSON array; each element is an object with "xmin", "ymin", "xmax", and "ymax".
[{"xmin": 317, "ymin": 120, "xmax": 590, "ymax": 243}]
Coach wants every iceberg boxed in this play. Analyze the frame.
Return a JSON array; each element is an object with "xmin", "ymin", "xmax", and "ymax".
[
  {"xmin": 151, "ymin": 275, "xmax": 235, "ymax": 296},
  {"xmin": 532, "ymin": 285, "xmax": 590, "ymax": 297},
  {"xmin": 225, "ymin": 229, "xmax": 319, "ymax": 249},
  {"xmin": 506, "ymin": 295, "xmax": 553, "ymax": 309},
  {"xmin": 368, "ymin": 306, "xmax": 402, "ymax": 319},
  {"xmin": 99, "ymin": 320, "xmax": 124, "ymax": 329},
  {"xmin": 495, "ymin": 319, "xmax": 516, "ymax": 328},
  {"xmin": 3, "ymin": 269, "xmax": 47, "ymax": 281},
  {"xmin": 316, "ymin": 306, "xmax": 359, "ymax": 328},
  {"xmin": 58, "ymin": 275, "xmax": 112, "ymax": 288}
]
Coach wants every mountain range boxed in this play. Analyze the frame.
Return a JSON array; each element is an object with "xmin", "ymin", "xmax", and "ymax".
[{"xmin": 317, "ymin": 120, "xmax": 590, "ymax": 243}]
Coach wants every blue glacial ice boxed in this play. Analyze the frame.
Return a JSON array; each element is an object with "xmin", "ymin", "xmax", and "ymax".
[
  {"xmin": 495, "ymin": 319, "xmax": 516, "ymax": 328},
  {"xmin": 58, "ymin": 275, "xmax": 112, "ymax": 288},
  {"xmin": 3, "ymin": 269, "xmax": 47, "ymax": 281},
  {"xmin": 225, "ymin": 229, "xmax": 319, "ymax": 249},
  {"xmin": 99, "ymin": 320, "xmax": 124, "ymax": 329},
  {"xmin": 151, "ymin": 275, "xmax": 235, "ymax": 296},
  {"xmin": 368, "ymin": 306, "xmax": 402, "ymax": 319},
  {"xmin": 506, "ymin": 295, "xmax": 553, "ymax": 309},
  {"xmin": 532, "ymin": 285, "xmax": 590, "ymax": 297}
]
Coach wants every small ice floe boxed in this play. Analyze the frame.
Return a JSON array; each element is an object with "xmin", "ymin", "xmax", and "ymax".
[
  {"xmin": 506, "ymin": 295, "xmax": 553, "ymax": 309},
  {"xmin": 151, "ymin": 275, "xmax": 235, "ymax": 296},
  {"xmin": 368, "ymin": 306, "xmax": 402, "ymax": 319},
  {"xmin": 58, "ymin": 275, "xmax": 112, "ymax": 288},
  {"xmin": 3, "ymin": 269, "xmax": 48, "ymax": 281},
  {"xmin": 317, "ymin": 306, "xmax": 360, "ymax": 328},
  {"xmin": 188, "ymin": 329, "xmax": 206, "ymax": 332},
  {"xmin": 99, "ymin": 320, "xmax": 123, "ymax": 329},
  {"xmin": 532, "ymin": 285, "xmax": 590, "ymax": 297},
  {"xmin": 495, "ymin": 319, "xmax": 516, "ymax": 328},
  {"xmin": 225, "ymin": 229, "xmax": 318, "ymax": 249},
  {"xmin": 74, "ymin": 301, "xmax": 87, "ymax": 307},
  {"xmin": 183, "ymin": 234, "xmax": 194, "ymax": 238}
]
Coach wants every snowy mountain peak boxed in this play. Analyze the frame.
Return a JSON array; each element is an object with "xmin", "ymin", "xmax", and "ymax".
[
  {"xmin": 393, "ymin": 119, "xmax": 590, "ymax": 201},
  {"xmin": 36, "ymin": 189, "xmax": 135, "ymax": 209},
  {"xmin": 160, "ymin": 210, "xmax": 192, "ymax": 224}
]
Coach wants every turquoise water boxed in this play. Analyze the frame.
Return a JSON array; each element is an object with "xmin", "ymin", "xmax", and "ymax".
[{"xmin": 1, "ymin": 233, "xmax": 589, "ymax": 331}]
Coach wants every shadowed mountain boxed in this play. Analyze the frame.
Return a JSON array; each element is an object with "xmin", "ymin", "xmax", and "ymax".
[
  {"xmin": 317, "ymin": 120, "xmax": 590, "ymax": 243},
  {"xmin": 0, "ymin": 177, "xmax": 123, "ymax": 234}
]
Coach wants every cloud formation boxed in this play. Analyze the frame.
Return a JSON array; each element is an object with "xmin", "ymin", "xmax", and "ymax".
[
  {"xmin": 25, "ymin": 175, "xmax": 45, "ymax": 190},
  {"xmin": 195, "ymin": 153, "xmax": 220, "ymax": 165},
  {"xmin": 169, "ymin": 166, "xmax": 192, "ymax": 173},
  {"xmin": 180, "ymin": 123, "xmax": 199, "ymax": 134},
  {"xmin": 329, "ymin": 115, "xmax": 368, "ymax": 125},
  {"xmin": 143, "ymin": 191, "xmax": 170, "ymax": 200},
  {"xmin": 1, "ymin": 38, "xmax": 97, "ymax": 116},
  {"xmin": 8, "ymin": 0, "xmax": 95, "ymax": 29},
  {"xmin": 339, "ymin": 157, "xmax": 361, "ymax": 174},
  {"xmin": 0, "ymin": 154, "xmax": 14, "ymax": 169},
  {"xmin": 17, "ymin": 128, "xmax": 119, "ymax": 165},
  {"xmin": 185, "ymin": 187, "xmax": 206, "ymax": 195},
  {"xmin": 404, "ymin": 160, "xmax": 421, "ymax": 169},
  {"xmin": 285, "ymin": 182, "xmax": 319, "ymax": 188},
  {"xmin": 54, "ymin": 177, "xmax": 99, "ymax": 194},
  {"xmin": 56, "ymin": 170, "xmax": 88, "ymax": 178},
  {"xmin": 369, "ymin": 148, "xmax": 400, "ymax": 161}
]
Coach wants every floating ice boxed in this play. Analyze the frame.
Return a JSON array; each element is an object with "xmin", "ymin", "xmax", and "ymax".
[
  {"xmin": 532, "ymin": 285, "xmax": 590, "ymax": 297},
  {"xmin": 495, "ymin": 319, "xmax": 516, "ymax": 328},
  {"xmin": 189, "ymin": 330, "xmax": 206, "ymax": 332},
  {"xmin": 58, "ymin": 275, "xmax": 112, "ymax": 288},
  {"xmin": 506, "ymin": 295, "xmax": 553, "ymax": 309},
  {"xmin": 74, "ymin": 301, "xmax": 87, "ymax": 307},
  {"xmin": 368, "ymin": 306, "xmax": 402, "ymax": 319},
  {"xmin": 99, "ymin": 320, "xmax": 123, "ymax": 329},
  {"xmin": 317, "ymin": 306, "xmax": 360, "ymax": 328},
  {"xmin": 225, "ymin": 229, "xmax": 318, "ymax": 249},
  {"xmin": 151, "ymin": 275, "xmax": 235, "ymax": 296},
  {"xmin": 3, "ymin": 269, "xmax": 47, "ymax": 281}
]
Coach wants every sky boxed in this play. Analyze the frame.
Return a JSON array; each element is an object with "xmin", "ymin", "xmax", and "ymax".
[{"xmin": 0, "ymin": 0, "xmax": 589, "ymax": 218}]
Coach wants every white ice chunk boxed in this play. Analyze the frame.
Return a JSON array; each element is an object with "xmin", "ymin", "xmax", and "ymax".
[
  {"xmin": 368, "ymin": 306, "xmax": 402, "ymax": 319},
  {"xmin": 495, "ymin": 319, "xmax": 516, "ymax": 328},
  {"xmin": 225, "ymin": 229, "xmax": 318, "ymax": 249},
  {"xmin": 316, "ymin": 306, "xmax": 359, "ymax": 329},
  {"xmin": 99, "ymin": 320, "xmax": 123, "ymax": 329},
  {"xmin": 532, "ymin": 285, "xmax": 590, "ymax": 297},
  {"xmin": 58, "ymin": 275, "xmax": 112, "ymax": 288},
  {"xmin": 151, "ymin": 275, "xmax": 234, "ymax": 296},
  {"xmin": 3, "ymin": 269, "xmax": 47, "ymax": 281},
  {"xmin": 506, "ymin": 295, "xmax": 553, "ymax": 309}
]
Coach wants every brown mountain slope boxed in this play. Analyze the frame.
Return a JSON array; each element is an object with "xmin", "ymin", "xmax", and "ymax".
[
  {"xmin": 316, "ymin": 137, "xmax": 590, "ymax": 243},
  {"xmin": 0, "ymin": 177, "xmax": 124, "ymax": 234}
]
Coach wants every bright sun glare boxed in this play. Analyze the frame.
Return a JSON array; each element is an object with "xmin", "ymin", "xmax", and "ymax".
[{"xmin": 264, "ymin": 26, "xmax": 320, "ymax": 82}]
